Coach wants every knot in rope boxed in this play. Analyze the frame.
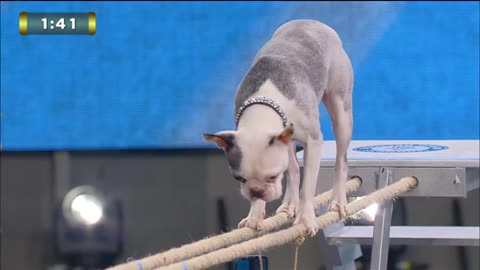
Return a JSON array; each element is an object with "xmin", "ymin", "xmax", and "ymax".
[{"xmin": 294, "ymin": 236, "xmax": 305, "ymax": 246}]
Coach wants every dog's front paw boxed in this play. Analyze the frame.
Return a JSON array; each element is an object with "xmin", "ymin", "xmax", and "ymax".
[
  {"xmin": 238, "ymin": 205, "xmax": 265, "ymax": 231},
  {"xmin": 328, "ymin": 192, "xmax": 348, "ymax": 218},
  {"xmin": 238, "ymin": 216, "xmax": 264, "ymax": 231},
  {"xmin": 294, "ymin": 203, "xmax": 318, "ymax": 237},
  {"xmin": 276, "ymin": 198, "xmax": 299, "ymax": 218}
]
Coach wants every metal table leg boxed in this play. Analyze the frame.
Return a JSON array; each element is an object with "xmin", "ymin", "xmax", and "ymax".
[
  {"xmin": 370, "ymin": 168, "xmax": 394, "ymax": 270},
  {"xmin": 317, "ymin": 205, "xmax": 362, "ymax": 270}
]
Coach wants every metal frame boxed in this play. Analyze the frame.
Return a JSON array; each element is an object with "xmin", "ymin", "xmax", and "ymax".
[
  {"xmin": 327, "ymin": 226, "xmax": 480, "ymax": 246},
  {"xmin": 317, "ymin": 205, "xmax": 362, "ymax": 270},
  {"xmin": 370, "ymin": 168, "xmax": 394, "ymax": 270},
  {"xmin": 311, "ymin": 164, "xmax": 479, "ymax": 270}
]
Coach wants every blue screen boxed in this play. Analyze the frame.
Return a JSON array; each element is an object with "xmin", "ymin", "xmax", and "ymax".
[{"xmin": 1, "ymin": 1, "xmax": 478, "ymax": 150}]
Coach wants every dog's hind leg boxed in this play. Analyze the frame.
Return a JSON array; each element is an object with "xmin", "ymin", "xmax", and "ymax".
[{"xmin": 323, "ymin": 52, "xmax": 353, "ymax": 218}]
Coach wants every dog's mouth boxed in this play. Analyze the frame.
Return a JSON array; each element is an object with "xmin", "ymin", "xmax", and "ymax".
[
  {"xmin": 251, "ymin": 190, "xmax": 281, "ymax": 202},
  {"xmin": 252, "ymin": 194, "xmax": 269, "ymax": 201},
  {"xmin": 241, "ymin": 183, "xmax": 282, "ymax": 202}
]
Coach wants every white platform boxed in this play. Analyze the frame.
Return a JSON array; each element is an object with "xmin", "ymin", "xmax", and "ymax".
[{"xmin": 297, "ymin": 140, "xmax": 479, "ymax": 168}]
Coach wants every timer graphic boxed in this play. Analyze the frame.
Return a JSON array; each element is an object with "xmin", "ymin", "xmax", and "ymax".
[{"xmin": 19, "ymin": 12, "xmax": 96, "ymax": 35}]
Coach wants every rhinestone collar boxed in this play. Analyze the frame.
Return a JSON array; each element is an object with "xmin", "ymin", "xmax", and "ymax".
[{"xmin": 235, "ymin": 95, "xmax": 288, "ymax": 127}]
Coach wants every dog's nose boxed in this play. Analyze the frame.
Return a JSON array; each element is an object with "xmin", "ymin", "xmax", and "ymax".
[{"xmin": 250, "ymin": 189, "xmax": 264, "ymax": 199}]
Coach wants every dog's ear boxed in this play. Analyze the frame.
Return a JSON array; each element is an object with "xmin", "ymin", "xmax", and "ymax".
[
  {"xmin": 203, "ymin": 131, "xmax": 236, "ymax": 150},
  {"xmin": 274, "ymin": 123, "xmax": 294, "ymax": 144}
]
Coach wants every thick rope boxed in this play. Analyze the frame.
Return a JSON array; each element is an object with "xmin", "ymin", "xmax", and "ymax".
[
  {"xmin": 107, "ymin": 178, "xmax": 361, "ymax": 270},
  {"xmin": 156, "ymin": 176, "xmax": 417, "ymax": 270}
]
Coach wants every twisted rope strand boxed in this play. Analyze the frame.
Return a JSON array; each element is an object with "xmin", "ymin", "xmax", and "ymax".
[
  {"xmin": 107, "ymin": 178, "xmax": 361, "ymax": 270},
  {"xmin": 156, "ymin": 176, "xmax": 417, "ymax": 270}
]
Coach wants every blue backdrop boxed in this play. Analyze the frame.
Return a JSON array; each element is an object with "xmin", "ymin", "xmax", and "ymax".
[{"xmin": 1, "ymin": 1, "xmax": 479, "ymax": 150}]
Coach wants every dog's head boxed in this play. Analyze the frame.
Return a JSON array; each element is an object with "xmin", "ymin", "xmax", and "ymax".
[{"xmin": 203, "ymin": 124, "xmax": 294, "ymax": 202}]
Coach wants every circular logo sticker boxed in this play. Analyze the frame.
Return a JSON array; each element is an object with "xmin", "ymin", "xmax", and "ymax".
[{"xmin": 352, "ymin": 144, "xmax": 448, "ymax": 153}]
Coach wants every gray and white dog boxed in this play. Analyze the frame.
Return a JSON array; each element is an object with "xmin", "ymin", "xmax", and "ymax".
[{"xmin": 204, "ymin": 20, "xmax": 353, "ymax": 236}]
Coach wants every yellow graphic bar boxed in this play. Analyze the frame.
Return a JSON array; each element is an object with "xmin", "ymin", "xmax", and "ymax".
[
  {"xmin": 88, "ymin": 12, "xmax": 96, "ymax": 35},
  {"xmin": 19, "ymin": 12, "xmax": 28, "ymax": 35}
]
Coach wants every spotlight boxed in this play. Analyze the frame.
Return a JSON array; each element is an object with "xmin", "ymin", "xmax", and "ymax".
[
  {"xmin": 63, "ymin": 186, "xmax": 105, "ymax": 226},
  {"xmin": 55, "ymin": 186, "xmax": 123, "ymax": 269},
  {"xmin": 71, "ymin": 194, "xmax": 103, "ymax": 225}
]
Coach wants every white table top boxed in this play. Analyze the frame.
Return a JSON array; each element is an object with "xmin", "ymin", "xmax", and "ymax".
[{"xmin": 296, "ymin": 140, "xmax": 480, "ymax": 168}]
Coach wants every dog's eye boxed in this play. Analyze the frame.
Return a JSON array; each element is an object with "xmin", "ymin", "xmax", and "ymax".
[
  {"xmin": 267, "ymin": 175, "xmax": 278, "ymax": 182},
  {"xmin": 234, "ymin": 176, "xmax": 247, "ymax": 183}
]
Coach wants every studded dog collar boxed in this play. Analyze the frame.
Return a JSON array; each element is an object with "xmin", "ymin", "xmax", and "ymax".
[{"xmin": 235, "ymin": 96, "xmax": 288, "ymax": 127}]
